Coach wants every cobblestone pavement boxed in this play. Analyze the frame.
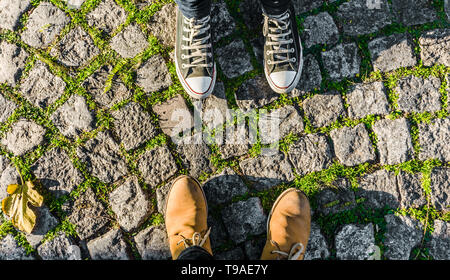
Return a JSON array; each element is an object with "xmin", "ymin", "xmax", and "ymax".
[{"xmin": 0, "ymin": 0, "xmax": 449, "ymax": 260}]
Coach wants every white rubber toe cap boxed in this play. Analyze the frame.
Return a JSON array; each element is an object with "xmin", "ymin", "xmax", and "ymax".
[
  {"xmin": 185, "ymin": 76, "xmax": 213, "ymax": 95},
  {"xmin": 269, "ymin": 71, "xmax": 297, "ymax": 89}
]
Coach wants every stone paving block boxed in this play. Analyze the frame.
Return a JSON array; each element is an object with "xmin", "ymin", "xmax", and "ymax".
[
  {"xmin": 37, "ymin": 232, "xmax": 81, "ymax": 260},
  {"xmin": 109, "ymin": 176, "xmax": 152, "ymax": 232},
  {"xmin": 330, "ymin": 124, "xmax": 376, "ymax": 166},
  {"xmin": 136, "ymin": 54, "xmax": 172, "ymax": 93},
  {"xmin": 203, "ymin": 167, "xmax": 248, "ymax": 205},
  {"xmin": 21, "ymin": 2, "xmax": 69, "ymax": 49},
  {"xmin": 0, "ymin": 234, "xmax": 35, "ymax": 260},
  {"xmin": 219, "ymin": 121, "xmax": 251, "ymax": 159},
  {"xmin": 293, "ymin": 0, "xmax": 323, "ymax": 14},
  {"xmin": 133, "ymin": 226, "xmax": 171, "ymax": 260},
  {"xmin": 216, "ymin": 247, "xmax": 245, "ymax": 260},
  {"xmin": 238, "ymin": 0, "xmax": 262, "ymax": 31},
  {"xmin": 428, "ymin": 220, "xmax": 450, "ymax": 260},
  {"xmin": 211, "ymin": 1, "xmax": 236, "ymax": 43},
  {"xmin": 216, "ymin": 39, "xmax": 253, "ymax": 79},
  {"xmin": 302, "ymin": 12, "xmax": 339, "ymax": 48},
  {"xmin": 288, "ymin": 133, "xmax": 333, "ymax": 176},
  {"xmin": 0, "ymin": 94, "xmax": 17, "ymax": 123},
  {"xmin": 67, "ymin": 188, "xmax": 110, "ymax": 240},
  {"xmin": 335, "ymin": 223, "xmax": 375, "ymax": 260},
  {"xmin": 50, "ymin": 26, "xmax": 100, "ymax": 68},
  {"xmin": 336, "ymin": 0, "xmax": 392, "ymax": 36},
  {"xmin": 357, "ymin": 169, "xmax": 400, "ymax": 209},
  {"xmin": 244, "ymin": 237, "xmax": 265, "ymax": 260},
  {"xmin": 110, "ymin": 24, "xmax": 149, "ymax": 58},
  {"xmin": 0, "ymin": 41, "xmax": 29, "ymax": 86},
  {"xmin": 240, "ymin": 153, "xmax": 295, "ymax": 190},
  {"xmin": 304, "ymin": 222, "xmax": 330, "ymax": 260},
  {"xmin": 396, "ymin": 171, "xmax": 426, "ymax": 209},
  {"xmin": 346, "ymin": 82, "xmax": 390, "ymax": 119},
  {"xmin": 235, "ymin": 76, "xmax": 278, "ymax": 112},
  {"xmin": 0, "ymin": 155, "xmax": 20, "ymax": 203},
  {"xmin": 303, "ymin": 92, "xmax": 345, "ymax": 128},
  {"xmin": 26, "ymin": 206, "xmax": 58, "ymax": 248},
  {"xmin": 83, "ymin": 65, "xmax": 133, "ymax": 108},
  {"xmin": 87, "ymin": 229, "xmax": 131, "ymax": 260},
  {"xmin": 156, "ymin": 182, "xmax": 170, "ymax": 216},
  {"xmin": 147, "ymin": 3, "xmax": 176, "ymax": 47},
  {"xmin": 290, "ymin": 54, "xmax": 322, "ymax": 97},
  {"xmin": 31, "ymin": 147, "xmax": 83, "ymax": 198},
  {"xmin": 391, "ymin": 0, "xmax": 438, "ymax": 26},
  {"xmin": 446, "ymin": 0, "xmax": 450, "ymax": 21},
  {"xmin": 208, "ymin": 214, "xmax": 228, "ymax": 250},
  {"xmin": 1, "ymin": 119, "xmax": 46, "ymax": 156},
  {"xmin": 176, "ymin": 134, "xmax": 215, "ymax": 178},
  {"xmin": 200, "ymin": 81, "xmax": 229, "ymax": 130},
  {"xmin": 396, "ymin": 75, "xmax": 441, "ymax": 113},
  {"xmin": 20, "ymin": 61, "xmax": 66, "ymax": 109},
  {"xmin": 51, "ymin": 95, "xmax": 95, "ymax": 139},
  {"xmin": 0, "ymin": 0, "xmax": 30, "ymax": 30},
  {"xmin": 373, "ymin": 118, "xmax": 414, "ymax": 165},
  {"xmin": 383, "ymin": 214, "xmax": 423, "ymax": 260},
  {"xmin": 67, "ymin": 0, "xmax": 85, "ymax": 9},
  {"xmin": 419, "ymin": 117, "xmax": 450, "ymax": 162},
  {"xmin": 259, "ymin": 105, "xmax": 304, "ymax": 144},
  {"xmin": 86, "ymin": 0, "xmax": 127, "ymax": 34},
  {"xmin": 112, "ymin": 102, "xmax": 157, "ymax": 150},
  {"xmin": 419, "ymin": 29, "xmax": 450, "ymax": 67},
  {"xmin": 321, "ymin": 43, "xmax": 361, "ymax": 81},
  {"xmin": 429, "ymin": 168, "xmax": 450, "ymax": 212},
  {"xmin": 76, "ymin": 131, "xmax": 128, "ymax": 184},
  {"xmin": 316, "ymin": 178, "xmax": 356, "ymax": 216},
  {"xmin": 368, "ymin": 33, "xmax": 416, "ymax": 73},
  {"xmin": 221, "ymin": 197, "xmax": 267, "ymax": 244},
  {"xmin": 136, "ymin": 145, "xmax": 178, "ymax": 188},
  {"xmin": 153, "ymin": 94, "xmax": 194, "ymax": 138}
]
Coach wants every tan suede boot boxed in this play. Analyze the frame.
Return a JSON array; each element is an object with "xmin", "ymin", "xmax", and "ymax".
[
  {"xmin": 260, "ymin": 188, "xmax": 311, "ymax": 260},
  {"xmin": 165, "ymin": 175, "xmax": 212, "ymax": 259}
]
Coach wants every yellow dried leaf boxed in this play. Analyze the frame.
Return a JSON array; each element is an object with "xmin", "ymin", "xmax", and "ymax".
[{"xmin": 1, "ymin": 181, "xmax": 43, "ymax": 234}]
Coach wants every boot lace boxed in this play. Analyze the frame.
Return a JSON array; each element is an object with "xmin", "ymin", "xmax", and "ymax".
[
  {"xmin": 181, "ymin": 16, "xmax": 213, "ymax": 70},
  {"xmin": 270, "ymin": 240, "xmax": 304, "ymax": 260},
  {"xmin": 263, "ymin": 12, "xmax": 296, "ymax": 66},
  {"xmin": 177, "ymin": 228, "xmax": 212, "ymax": 249}
]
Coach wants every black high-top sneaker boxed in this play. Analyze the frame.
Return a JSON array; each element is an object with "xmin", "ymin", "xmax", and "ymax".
[
  {"xmin": 262, "ymin": 5, "xmax": 303, "ymax": 94},
  {"xmin": 175, "ymin": 8, "xmax": 216, "ymax": 99}
]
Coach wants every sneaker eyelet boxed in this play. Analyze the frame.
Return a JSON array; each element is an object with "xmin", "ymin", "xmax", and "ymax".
[
  {"xmin": 267, "ymin": 60, "xmax": 272, "ymax": 65},
  {"xmin": 266, "ymin": 50, "xmax": 271, "ymax": 55},
  {"xmin": 291, "ymin": 58, "xmax": 296, "ymax": 63},
  {"xmin": 182, "ymin": 64, "xmax": 186, "ymax": 69},
  {"xmin": 181, "ymin": 54, "xmax": 186, "ymax": 59},
  {"xmin": 290, "ymin": 48, "xmax": 295, "ymax": 53}
]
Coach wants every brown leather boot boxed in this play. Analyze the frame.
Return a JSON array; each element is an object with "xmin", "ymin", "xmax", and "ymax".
[
  {"xmin": 165, "ymin": 175, "xmax": 212, "ymax": 259},
  {"xmin": 260, "ymin": 188, "xmax": 311, "ymax": 260}
]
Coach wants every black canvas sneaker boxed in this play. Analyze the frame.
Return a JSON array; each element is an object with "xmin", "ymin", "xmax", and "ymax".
[
  {"xmin": 263, "ymin": 5, "xmax": 303, "ymax": 94},
  {"xmin": 175, "ymin": 8, "xmax": 216, "ymax": 99}
]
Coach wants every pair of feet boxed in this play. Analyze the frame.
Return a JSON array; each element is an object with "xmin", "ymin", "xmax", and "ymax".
[
  {"xmin": 175, "ymin": 5, "xmax": 303, "ymax": 99},
  {"xmin": 165, "ymin": 176, "xmax": 311, "ymax": 260}
]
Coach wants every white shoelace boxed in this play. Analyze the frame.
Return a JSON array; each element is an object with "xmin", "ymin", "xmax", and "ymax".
[
  {"xmin": 270, "ymin": 240, "xmax": 305, "ymax": 260},
  {"xmin": 264, "ymin": 12, "xmax": 296, "ymax": 66},
  {"xmin": 181, "ymin": 16, "xmax": 213, "ymax": 70},
  {"xmin": 177, "ymin": 228, "xmax": 212, "ymax": 248}
]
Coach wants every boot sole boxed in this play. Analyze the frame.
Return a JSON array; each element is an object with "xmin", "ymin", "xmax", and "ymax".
[
  {"xmin": 164, "ymin": 175, "xmax": 208, "ymax": 219},
  {"xmin": 264, "ymin": 36, "xmax": 304, "ymax": 94},
  {"xmin": 174, "ymin": 9, "xmax": 216, "ymax": 100}
]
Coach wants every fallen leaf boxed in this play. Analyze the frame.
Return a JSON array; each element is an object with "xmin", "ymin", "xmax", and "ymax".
[{"xmin": 1, "ymin": 181, "xmax": 43, "ymax": 234}]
